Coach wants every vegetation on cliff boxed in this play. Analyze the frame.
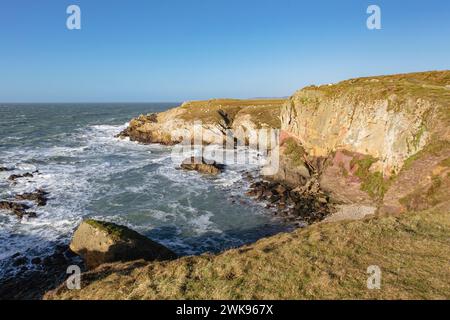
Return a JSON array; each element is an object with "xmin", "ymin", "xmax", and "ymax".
[{"xmin": 178, "ymin": 99, "xmax": 285, "ymax": 128}]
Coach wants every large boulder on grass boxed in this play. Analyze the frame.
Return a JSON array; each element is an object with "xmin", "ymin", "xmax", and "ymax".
[{"xmin": 70, "ymin": 219, "xmax": 177, "ymax": 269}]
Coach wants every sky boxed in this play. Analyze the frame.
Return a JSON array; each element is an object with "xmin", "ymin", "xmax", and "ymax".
[{"xmin": 0, "ymin": 0, "xmax": 449, "ymax": 102}]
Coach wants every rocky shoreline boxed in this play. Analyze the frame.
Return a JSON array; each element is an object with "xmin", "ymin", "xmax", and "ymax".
[
  {"xmin": 2, "ymin": 70, "xmax": 449, "ymax": 300},
  {"xmin": 0, "ymin": 244, "xmax": 81, "ymax": 300},
  {"xmin": 0, "ymin": 167, "xmax": 80, "ymax": 299}
]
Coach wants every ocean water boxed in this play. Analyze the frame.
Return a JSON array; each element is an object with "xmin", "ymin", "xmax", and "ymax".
[{"xmin": 0, "ymin": 103, "xmax": 289, "ymax": 278}]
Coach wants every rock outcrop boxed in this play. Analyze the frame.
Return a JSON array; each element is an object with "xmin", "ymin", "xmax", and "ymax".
[
  {"xmin": 0, "ymin": 200, "xmax": 36, "ymax": 218},
  {"xmin": 15, "ymin": 189, "xmax": 49, "ymax": 206},
  {"xmin": 246, "ymin": 179, "xmax": 331, "ymax": 225},
  {"xmin": 70, "ymin": 219, "xmax": 177, "ymax": 269},
  {"xmin": 117, "ymin": 99, "xmax": 285, "ymax": 147},
  {"xmin": 8, "ymin": 172, "xmax": 34, "ymax": 181},
  {"xmin": 180, "ymin": 157, "xmax": 224, "ymax": 175}
]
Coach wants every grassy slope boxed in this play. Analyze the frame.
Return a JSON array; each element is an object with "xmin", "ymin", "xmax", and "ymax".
[
  {"xmin": 305, "ymin": 70, "xmax": 450, "ymax": 112},
  {"xmin": 46, "ymin": 202, "xmax": 450, "ymax": 300},
  {"xmin": 178, "ymin": 98, "xmax": 286, "ymax": 128}
]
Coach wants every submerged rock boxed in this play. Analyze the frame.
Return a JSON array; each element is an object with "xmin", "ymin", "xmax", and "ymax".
[
  {"xmin": 15, "ymin": 189, "xmax": 49, "ymax": 206},
  {"xmin": 70, "ymin": 219, "xmax": 177, "ymax": 269},
  {"xmin": 0, "ymin": 200, "xmax": 36, "ymax": 218},
  {"xmin": 180, "ymin": 156, "xmax": 224, "ymax": 175},
  {"xmin": 8, "ymin": 172, "xmax": 34, "ymax": 181}
]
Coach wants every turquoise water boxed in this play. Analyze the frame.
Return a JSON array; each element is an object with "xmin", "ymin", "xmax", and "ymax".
[{"xmin": 0, "ymin": 103, "xmax": 288, "ymax": 277}]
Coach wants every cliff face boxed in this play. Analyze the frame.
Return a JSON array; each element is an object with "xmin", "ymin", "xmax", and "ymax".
[
  {"xmin": 279, "ymin": 71, "xmax": 450, "ymax": 211},
  {"xmin": 281, "ymin": 71, "xmax": 450, "ymax": 174}
]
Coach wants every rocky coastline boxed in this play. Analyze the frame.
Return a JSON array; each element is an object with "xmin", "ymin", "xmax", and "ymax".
[
  {"xmin": 46, "ymin": 71, "xmax": 448, "ymax": 299},
  {"xmin": 2, "ymin": 70, "xmax": 449, "ymax": 300}
]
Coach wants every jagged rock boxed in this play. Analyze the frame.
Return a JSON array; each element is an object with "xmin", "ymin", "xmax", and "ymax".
[
  {"xmin": 0, "ymin": 201, "xmax": 36, "ymax": 218},
  {"xmin": 15, "ymin": 189, "xmax": 49, "ymax": 206},
  {"xmin": 70, "ymin": 219, "xmax": 177, "ymax": 269},
  {"xmin": 180, "ymin": 157, "xmax": 224, "ymax": 175},
  {"xmin": 8, "ymin": 172, "xmax": 33, "ymax": 181},
  {"xmin": 0, "ymin": 166, "xmax": 13, "ymax": 172},
  {"xmin": 13, "ymin": 257, "xmax": 28, "ymax": 267},
  {"xmin": 244, "ymin": 177, "xmax": 331, "ymax": 225}
]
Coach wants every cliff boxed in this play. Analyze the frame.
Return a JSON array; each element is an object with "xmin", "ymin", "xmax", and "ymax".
[
  {"xmin": 46, "ymin": 70, "xmax": 450, "ymax": 300},
  {"xmin": 119, "ymin": 98, "xmax": 285, "ymax": 146},
  {"xmin": 279, "ymin": 71, "xmax": 450, "ymax": 213}
]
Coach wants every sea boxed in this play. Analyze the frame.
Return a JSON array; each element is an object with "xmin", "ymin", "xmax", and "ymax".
[{"xmin": 0, "ymin": 103, "xmax": 289, "ymax": 280}]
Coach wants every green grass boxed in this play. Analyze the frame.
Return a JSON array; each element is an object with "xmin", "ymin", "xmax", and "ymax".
[
  {"xmin": 84, "ymin": 219, "xmax": 140, "ymax": 241},
  {"xmin": 283, "ymin": 137, "xmax": 306, "ymax": 166},
  {"xmin": 350, "ymin": 156, "xmax": 391, "ymax": 200}
]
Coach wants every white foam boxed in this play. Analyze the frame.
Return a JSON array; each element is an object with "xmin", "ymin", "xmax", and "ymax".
[{"xmin": 1, "ymin": 119, "xmax": 282, "ymax": 277}]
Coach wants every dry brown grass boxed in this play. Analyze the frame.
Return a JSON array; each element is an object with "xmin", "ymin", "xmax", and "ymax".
[
  {"xmin": 178, "ymin": 98, "xmax": 286, "ymax": 128},
  {"xmin": 46, "ymin": 202, "xmax": 450, "ymax": 300},
  {"xmin": 302, "ymin": 70, "xmax": 450, "ymax": 116}
]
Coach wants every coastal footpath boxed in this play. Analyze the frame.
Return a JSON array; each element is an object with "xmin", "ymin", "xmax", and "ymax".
[{"xmin": 46, "ymin": 70, "xmax": 450, "ymax": 299}]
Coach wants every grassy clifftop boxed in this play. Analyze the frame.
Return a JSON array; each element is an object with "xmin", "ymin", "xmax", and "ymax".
[
  {"xmin": 177, "ymin": 98, "xmax": 286, "ymax": 128},
  {"xmin": 46, "ymin": 202, "xmax": 450, "ymax": 300},
  {"xmin": 297, "ymin": 70, "xmax": 450, "ymax": 114}
]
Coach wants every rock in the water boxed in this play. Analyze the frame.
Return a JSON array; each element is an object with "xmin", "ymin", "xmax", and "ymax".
[
  {"xmin": 180, "ymin": 157, "xmax": 224, "ymax": 175},
  {"xmin": 13, "ymin": 257, "xmax": 28, "ymax": 267},
  {"xmin": 0, "ymin": 200, "xmax": 35, "ymax": 218},
  {"xmin": 244, "ymin": 177, "xmax": 331, "ymax": 225},
  {"xmin": 70, "ymin": 219, "xmax": 177, "ymax": 269},
  {"xmin": 0, "ymin": 166, "xmax": 13, "ymax": 172},
  {"xmin": 15, "ymin": 189, "xmax": 49, "ymax": 206},
  {"xmin": 8, "ymin": 172, "xmax": 33, "ymax": 181}
]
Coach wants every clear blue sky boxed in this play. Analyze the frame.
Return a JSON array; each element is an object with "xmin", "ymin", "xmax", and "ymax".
[{"xmin": 0, "ymin": 0, "xmax": 449, "ymax": 102}]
